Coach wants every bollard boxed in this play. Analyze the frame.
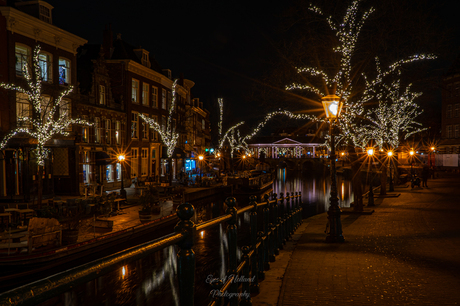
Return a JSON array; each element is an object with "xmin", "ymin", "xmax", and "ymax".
[
  {"xmin": 174, "ymin": 203, "xmax": 196, "ymax": 306},
  {"xmin": 225, "ymin": 197, "xmax": 238, "ymax": 306},
  {"xmin": 239, "ymin": 246, "xmax": 252, "ymax": 306}
]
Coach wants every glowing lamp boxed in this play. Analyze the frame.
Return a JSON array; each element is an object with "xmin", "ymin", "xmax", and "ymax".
[
  {"xmin": 367, "ymin": 148, "xmax": 374, "ymax": 156},
  {"xmin": 198, "ymin": 155, "xmax": 204, "ymax": 161},
  {"xmin": 387, "ymin": 151, "xmax": 393, "ymax": 157},
  {"xmin": 321, "ymin": 94, "xmax": 343, "ymax": 120},
  {"xmin": 117, "ymin": 154, "xmax": 125, "ymax": 162},
  {"xmin": 409, "ymin": 150, "xmax": 415, "ymax": 156}
]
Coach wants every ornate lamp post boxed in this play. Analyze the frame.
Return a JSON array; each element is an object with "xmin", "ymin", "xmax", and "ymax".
[
  {"xmin": 367, "ymin": 148, "xmax": 375, "ymax": 206},
  {"xmin": 409, "ymin": 149, "xmax": 415, "ymax": 175},
  {"xmin": 198, "ymin": 155, "xmax": 204, "ymax": 180},
  {"xmin": 430, "ymin": 146, "xmax": 435, "ymax": 179},
  {"xmin": 322, "ymin": 94, "xmax": 344, "ymax": 243},
  {"xmin": 117, "ymin": 154, "xmax": 126, "ymax": 199},
  {"xmin": 387, "ymin": 150, "xmax": 394, "ymax": 192}
]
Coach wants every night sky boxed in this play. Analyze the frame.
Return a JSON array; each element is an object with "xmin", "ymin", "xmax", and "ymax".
[{"xmin": 47, "ymin": 0, "xmax": 460, "ymax": 135}]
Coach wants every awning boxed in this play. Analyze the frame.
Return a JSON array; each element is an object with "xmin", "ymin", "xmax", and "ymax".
[{"xmin": 95, "ymin": 151, "xmax": 112, "ymax": 165}]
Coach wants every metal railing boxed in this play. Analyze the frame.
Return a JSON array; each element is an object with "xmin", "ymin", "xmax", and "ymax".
[{"xmin": 0, "ymin": 192, "xmax": 303, "ymax": 306}]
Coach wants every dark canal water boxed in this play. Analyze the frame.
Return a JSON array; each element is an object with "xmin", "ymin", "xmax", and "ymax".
[{"xmin": 39, "ymin": 169, "xmax": 355, "ymax": 306}]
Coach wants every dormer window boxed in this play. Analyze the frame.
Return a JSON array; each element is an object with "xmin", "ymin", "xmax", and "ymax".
[
  {"xmin": 134, "ymin": 49, "xmax": 150, "ymax": 68},
  {"xmin": 39, "ymin": 4, "xmax": 52, "ymax": 23}
]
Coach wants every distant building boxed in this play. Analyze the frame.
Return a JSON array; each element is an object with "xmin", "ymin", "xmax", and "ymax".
[{"xmin": 440, "ymin": 58, "xmax": 460, "ymax": 154}]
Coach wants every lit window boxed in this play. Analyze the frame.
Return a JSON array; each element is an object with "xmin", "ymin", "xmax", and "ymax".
[
  {"xmin": 142, "ymin": 83, "xmax": 149, "ymax": 106},
  {"xmin": 59, "ymin": 58, "xmax": 71, "ymax": 85},
  {"xmin": 116, "ymin": 163, "xmax": 122, "ymax": 181},
  {"xmin": 38, "ymin": 52, "xmax": 52, "ymax": 82},
  {"xmin": 152, "ymin": 86, "xmax": 158, "ymax": 108},
  {"xmin": 82, "ymin": 151, "xmax": 91, "ymax": 184},
  {"xmin": 162, "ymin": 88, "xmax": 166, "ymax": 109},
  {"xmin": 132, "ymin": 79, "xmax": 139, "ymax": 103},
  {"xmin": 105, "ymin": 119, "xmax": 111, "ymax": 144},
  {"xmin": 115, "ymin": 120, "xmax": 121, "ymax": 145},
  {"xmin": 131, "ymin": 148, "xmax": 139, "ymax": 178},
  {"xmin": 15, "ymin": 44, "xmax": 30, "ymax": 76},
  {"xmin": 16, "ymin": 92, "xmax": 31, "ymax": 128},
  {"xmin": 152, "ymin": 116, "xmax": 158, "ymax": 141},
  {"xmin": 142, "ymin": 114, "xmax": 148, "ymax": 139},
  {"xmin": 99, "ymin": 85, "xmax": 106, "ymax": 105},
  {"xmin": 131, "ymin": 112, "xmax": 138, "ymax": 139},
  {"xmin": 106, "ymin": 164, "xmax": 113, "ymax": 182},
  {"xmin": 95, "ymin": 117, "xmax": 101, "ymax": 143},
  {"xmin": 141, "ymin": 148, "xmax": 148, "ymax": 176}
]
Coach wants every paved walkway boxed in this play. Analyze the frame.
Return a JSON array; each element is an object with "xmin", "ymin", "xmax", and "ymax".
[{"xmin": 254, "ymin": 173, "xmax": 460, "ymax": 306}]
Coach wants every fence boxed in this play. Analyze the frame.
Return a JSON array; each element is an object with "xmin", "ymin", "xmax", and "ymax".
[{"xmin": 0, "ymin": 192, "xmax": 303, "ymax": 306}]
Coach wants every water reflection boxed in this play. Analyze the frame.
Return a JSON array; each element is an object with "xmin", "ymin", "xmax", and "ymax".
[{"xmin": 39, "ymin": 168, "xmax": 353, "ymax": 306}]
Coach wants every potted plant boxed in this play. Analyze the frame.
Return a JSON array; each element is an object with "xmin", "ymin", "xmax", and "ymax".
[{"xmin": 138, "ymin": 186, "xmax": 160, "ymax": 223}]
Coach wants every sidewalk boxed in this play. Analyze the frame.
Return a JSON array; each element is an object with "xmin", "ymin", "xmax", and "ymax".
[{"xmin": 253, "ymin": 173, "xmax": 460, "ymax": 305}]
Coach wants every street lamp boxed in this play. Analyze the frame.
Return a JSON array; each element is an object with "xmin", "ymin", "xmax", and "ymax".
[
  {"xmin": 387, "ymin": 150, "xmax": 394, "ymax": 192},
  {"xmin": 198, "ymin": 155, "xmax": 204, "ymax": 180},
  {"xmin": 430, "ymin": 146, "xmax": 435, "ymax": 179},
  {"xmin": 367, "ymin": 148, "xmax": 375, "ymax": 206},
  {"xmin": 117, "ymin": 154, "xmax": 126, "ymax": 199},
  {"xmin": 322, "ymin": 94, "xmax": 344, "ymax": 243},
  {"xmin": 409, "ymin": 149, "xmax": 415, "ymax": 175}
]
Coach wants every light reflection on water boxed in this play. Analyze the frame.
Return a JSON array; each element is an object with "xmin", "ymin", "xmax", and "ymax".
[{"xmin": 39, "ymin": 169, "xmax": 353, "ymax": 306}]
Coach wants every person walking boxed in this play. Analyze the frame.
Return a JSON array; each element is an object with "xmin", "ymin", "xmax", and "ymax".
[{"xmin": 421, "ymin": 163, "xmax": 430, "ymax": 188}]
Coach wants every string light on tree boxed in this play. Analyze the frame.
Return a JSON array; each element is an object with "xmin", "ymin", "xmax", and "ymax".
[{"xmin": 0, "ymin": 45, "xmax": 92, "ymax": 166}]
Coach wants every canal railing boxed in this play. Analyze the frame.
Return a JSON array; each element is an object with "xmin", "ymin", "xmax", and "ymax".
[{"xmin": 0, "ymin": 192, "xmax": 303, "ymax": 306}]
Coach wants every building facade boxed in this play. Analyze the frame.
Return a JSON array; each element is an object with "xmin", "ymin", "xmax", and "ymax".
[{"xmin": 0, "ymin": 1, "xmax": 86, "ymax": 200}]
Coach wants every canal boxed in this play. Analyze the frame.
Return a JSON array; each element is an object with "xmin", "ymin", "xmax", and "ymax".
[{"xmin": 38, "ymin": 168, "xmax": 355, "ymax": 306}]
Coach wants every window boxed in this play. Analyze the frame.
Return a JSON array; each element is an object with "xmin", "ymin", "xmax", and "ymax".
[
  {"xmin": 162, "ymin": 88, "xmax": 166, "ymax": 109},
  {"xmin": 16, "ymin": 92, "xmax": 31, "ymax": 127},
  {"xmin": 82, "ymin": 116, "xmax": 89, "ymax": 143},
  {"xmin": 167, "ymin": 91, "xmax": 172, "ymax": 110},
  {"xmin": 447, "ymin": 125, "xmax": 452, "ymax": 138},
  {"xmin": 142, "ymin": 114, "xmax": 148, "ymax": 139},
  {"xmin": 116, "ymin": 163, "xmax": 122, "ymax": 181},
  {"xmin": 141, "ymin": 148, "xmax": 148, "ymax": 177},
  {"xmin": 38, "ymin": 52, "xmax": 52, "ymax": 82},
  {"xmin": 132, "ymin": 79, "xmax": 139, "ymax": 103},
  {"xmin": 447, "ymin": 105, "xmax": 452, "ymax": 118},
  {"xmin": 131, "ymin": 148, "xmax": 139, "ymax": 178},
  {"xmin": 41, "ymin": 95, "xmax": 51, "ymax": 123},
  {"xmin": 106, "ymin": 164, "xmax": 113, "ymax": 182},
  {"xmin": 152, "ymin": 116, "xmax": 158, "ymax": 141},
  {"xmin": 455, "ymin": 104, "xmax": 459, "ymax": 118},
  {"xmin": 59, "ymin": 58, "xmax": 71, "ymax": 85},
  {"xmin": 131, "ymin": 112, "xmax": 138, "ymax": 139},
  {"xmin": 105, "ymin": 119, "xmax": 111, "ymax": 144},
  {"xmin": 60, "ymin": 99, "xmax": 72, "ymax": 131},
  {"xmin": 99, "ymin": 85, "xmax": 106, "ymax": 105},
  {"xmin": 39, "ymin": 4, "xmax": 52, "ymax": 23},
  {"xmin": 115, "ymin": 120, "xmax": 121, "ymax": 145},
  {"xmin": 15, "ymin": 44, "xmax": 30, "ymax": 76},
  {"xmin": 152, "ymin": 86, "xmax": 158, "ymax": 108},
  {"xmin": 82, "ymin": 151, "xmax": 91, "ymax": 184},
  {"xmin": 95, "ymin": 117, "xmax": 101, "ymax": 143},
  {"xmin": 456, "ymin": 125, "xmax": 460, "ymax": 138},
  {"xmin": 142, "ymin": 83, "xmax": 149, "ymax": 106},
  {"xmin": 151, "ymin": 148, "xmax": 156, "ymax": 176},
  {"xmin": 202, "ymin": 119, "xmax": 205, "ymax": 130}
]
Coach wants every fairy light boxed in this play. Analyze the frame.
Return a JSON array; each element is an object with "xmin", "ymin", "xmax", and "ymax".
[
  {"xmin": 286, "ymin": 1, "xmax": 435, "ymax": 152},
  {"xmin": 0, "ymin": 45, "xmax": 92, "ymax": 166},
  {"xmin": 140, "ymin": 79, "xmax": 179, "ymax": 158}
]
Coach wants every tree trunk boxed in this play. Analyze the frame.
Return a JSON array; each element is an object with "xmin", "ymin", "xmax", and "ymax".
[
  {"xmin": 37, "ymin": 165, "xmax": 43, "ymax": 209},
  {"xmin": 380, "ymin": 161, "xmax": 387, "ymax": 195},
  {"xmin": 169, "ymin": 156, "xmax": 173, "ymax": 185},
  {"xmin": 350, "ymin": 146, "xmax": 363, "ymax": 212}
]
